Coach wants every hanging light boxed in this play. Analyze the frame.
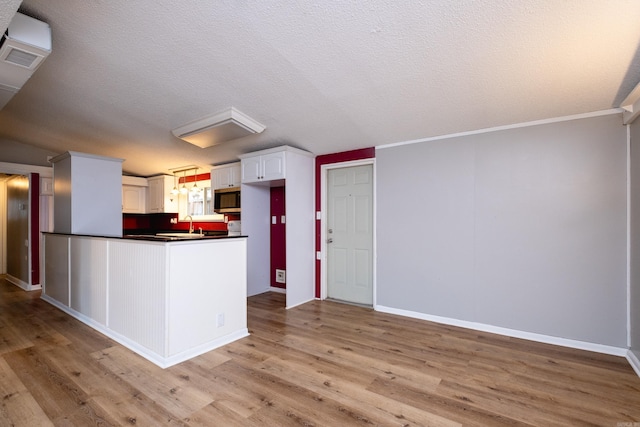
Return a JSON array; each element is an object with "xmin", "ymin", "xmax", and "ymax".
[
  {"xmin": 190, "ymin": 168, "xmax": 201, "ymax": 193},
  {"xmin": 180, "ymin": 170, "xmax": 188, "ymax": 194},
  {"xmin": 170, "ymin": 173, "xmax": 179, "ymax": 196}
]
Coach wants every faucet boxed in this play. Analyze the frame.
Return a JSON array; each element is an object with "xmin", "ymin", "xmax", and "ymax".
[{"xmin": 184, "ymin": 215, "xmax": 194, "ymax": 233}]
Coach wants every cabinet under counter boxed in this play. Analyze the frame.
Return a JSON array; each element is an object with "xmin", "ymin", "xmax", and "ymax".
[{"xmin": 42, "ymin": 232, "xmax": 248, "ymax": 368}]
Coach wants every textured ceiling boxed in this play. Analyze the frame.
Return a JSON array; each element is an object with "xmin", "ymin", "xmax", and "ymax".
[
  {"xmin": 1, "ymin": 0, "xmax": 640, "ymax": 176},
  {"xmin": 0, "ymin": 0, "xmax": 20, "ymax": 31}
]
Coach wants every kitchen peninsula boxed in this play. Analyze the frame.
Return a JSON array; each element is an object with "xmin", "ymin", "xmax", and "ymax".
[{"xmin": 42, "ymin": 233, "xmax": 248, "ymax": 368}]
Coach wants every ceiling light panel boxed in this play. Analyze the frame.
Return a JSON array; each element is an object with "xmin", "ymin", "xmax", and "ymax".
[{"xmin": 171, "ymin": 107, "xmax": 265, "ymax": 148}]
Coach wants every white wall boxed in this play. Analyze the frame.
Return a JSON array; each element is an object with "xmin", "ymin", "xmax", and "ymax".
[{"xmin": 376, "ymin": 114, "xmax": 627, "ymax": 348}]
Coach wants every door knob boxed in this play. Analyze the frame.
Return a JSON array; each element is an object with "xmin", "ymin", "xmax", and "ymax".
[
  {"xmin": 328, "ymin": 228, "xmax": 333, "ymax": 234},
  {"xmin": 327, "ymin": 238, "xmax": 333, "ymax": 244}
]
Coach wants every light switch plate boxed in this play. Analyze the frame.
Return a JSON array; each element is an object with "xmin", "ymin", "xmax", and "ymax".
[{"xmin": 272, "ymin": 216, "xmax": 277, "ymax": 224}]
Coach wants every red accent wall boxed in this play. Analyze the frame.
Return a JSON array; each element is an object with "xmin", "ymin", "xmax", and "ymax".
[
  {"xmin": 315, "ymin": 147, "xmax": 375, "ymax": 297},
  {"xmin": 123, "ymin": 171, "xmax": 239, "ymax": 234},
  {"xmin": 178, "ymin": 172, "xmax": 210, "ymax": 184},
  {"xmin": 30, "ymin": 173, "xmax": 40, "ymax": 285},
  {"xmin": 270, "ymin": 186, "xmax": 286, "ymax": 288},
  {"xmin": 122, "ymin": 212, "xmax": 239, "ymax": 234}
]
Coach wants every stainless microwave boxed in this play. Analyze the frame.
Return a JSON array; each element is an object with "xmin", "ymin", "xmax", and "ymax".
[{"xmin": 214, "ymin": 187, "xmax": 241, "ymax": 213}]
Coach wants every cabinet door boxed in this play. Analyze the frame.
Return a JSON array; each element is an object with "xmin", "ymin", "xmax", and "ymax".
[
  {"xmin": 212, "ymin": 164, "xmax": 241, "ymax": 189},
  {"xmin": 229, "ymin": 163, "xmax": 242, "ymax": 187},
  {"xmin": 241, "ymin": 156, "xmax": 262, "ymax": 183},
  {"xmin": 146, "ymin": 178, "xmax": 162, "ymax": 212},
  {"xmin": 146, "ymin": 176, "xmax": 178, "ymax": 213},
  {"xmin": 211, "ymin": 168, "xmax": 226, "ymax": 190},
  {"xmin": 261, "ymin": 152, "xmax": 285, "ymax": 181},
  {"xmin": 122, "ymin": 185, "xmax": 145, "ymax": 213}
]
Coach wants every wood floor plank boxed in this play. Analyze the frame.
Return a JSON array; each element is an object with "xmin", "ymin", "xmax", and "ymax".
[
  {"xmin": 0, "ymin": 356, "xmax": 53, "ymax": 427},
  {"xmin": 220, "ymin": 364, "xmax": 361, "ymax": 426},
  {"xmin": 1, "ymin": 279, "xmax": 640, "ymax": 426},
  {"xmin": 2, "ymin": 346, "xmax": 119, "ymax": 425},
  {"xmin": 46, "ymin": 343, "xmax": 189, "ymax": 426},
  {"xmin": 186, "ymin": 400, "xmax": 261, "ymax": 427},
  {"xmin": 255, "ymin": 351, "xmax": 462, "ymax": 427},
  {"xmin": 92, "ymin": 346, "xmax": 216, "ymax": 420}
]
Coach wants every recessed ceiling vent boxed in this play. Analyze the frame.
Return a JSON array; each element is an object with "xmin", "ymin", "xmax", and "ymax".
[
  {"xmin": 171, "ymin": 107, "xmax": 266, "ymax": 148},
  {"xmin": 0, "ymin": 12, "xmax": 52, "ymax": 110}
]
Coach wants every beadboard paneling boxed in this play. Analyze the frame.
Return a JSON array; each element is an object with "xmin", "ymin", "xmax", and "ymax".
[
  {"xmin": 43, "ymin": 234, "xmax": 69, "ymax": 305},
  {"xmin": 108, "ymin": 241, "xmax": 166, "ymax": 355},
  {"xmin": 70, "ymin": 237, "xmax": 108, "ymax": 325}
]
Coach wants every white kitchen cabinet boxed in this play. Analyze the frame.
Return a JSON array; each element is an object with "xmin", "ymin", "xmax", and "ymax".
[
  {"xmin": 122, "ymin": 176, "xmax": 148, "ymax": 213},
  {"xmin": 211, "ymin": 162, "xmax": 241, "ymax": 189},
  {"xmin": 147, "ymin": 175, "xmax": 178, "ymax": 213},
  {"xmin": 122, "ymin": 185, "xmax": 146, "ymax": 213},
  {"xmin": 240, "ymin": 151, "xmax": 285, "ymax": 183},
  {"xmin": 239, "ymin": 145, "xmax": 315, "ymax": 309}
]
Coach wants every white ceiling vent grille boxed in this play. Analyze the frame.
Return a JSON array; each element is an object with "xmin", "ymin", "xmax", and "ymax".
[
  {"xmin": 0, "ymin": 12, "xmax": 52, "ymax": 110},
  {"xmin": 4, "ymin": 46, "xmax": 40, "ymax": 68}
]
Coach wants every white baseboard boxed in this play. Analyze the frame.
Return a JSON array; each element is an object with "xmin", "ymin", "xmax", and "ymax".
[
  {"xmin": 41, "ymin": 294, "xmax": 249, "ymax": 369},
  {"xmin": 375, "ymin": 304, "xmax": 628, "ymax": 357},
  {"xmin": 628, "ymin": 350, "xmax": 640, "ymax": 377},
  {"xmin": 6, "ymin": 275, "xmax": 41, "ymax": 291},
  {"xmin": 269, "ymin": 286, "xmax": 286, "ymax": 294}
]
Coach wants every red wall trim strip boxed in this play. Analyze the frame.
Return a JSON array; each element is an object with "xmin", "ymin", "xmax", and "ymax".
[
  {"xmin": 178, "ymin": 172, "xmax": 210, "ymax": 184},
  {"xmin": 314, "ymin": 147, "xmax": 375, "ymax": 297},
  {"xmin": 30, "ymin": 173, "xmax": 40, "ymax": 286}
]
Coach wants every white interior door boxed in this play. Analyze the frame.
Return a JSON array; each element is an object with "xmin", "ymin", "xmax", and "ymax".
[{"xmin": 327, "ymin": 164, "xmax": 373, "ymax": 305}]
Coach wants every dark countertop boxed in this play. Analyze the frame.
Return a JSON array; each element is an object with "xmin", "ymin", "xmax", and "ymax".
[
  {"xmin": 123, "ymin": 234, "xmax": 245, "ymax": 242},
  {"xmin": 43, "ymin": 232, "xmax": 246, "ymax": 242}
]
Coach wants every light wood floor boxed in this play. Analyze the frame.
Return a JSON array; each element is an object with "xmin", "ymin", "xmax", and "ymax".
[{"xmin": 1, "ymin": 278, "xmax": 639, "ymax": 426}]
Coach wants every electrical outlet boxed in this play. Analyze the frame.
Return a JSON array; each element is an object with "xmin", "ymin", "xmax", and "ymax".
[
  {"xmin": 276, "ymin": 269, "xmax": 286, "ymax": 284},
  {"xmin": 217, "ymin": 313, "xmax": 225, "ymax": 327}
]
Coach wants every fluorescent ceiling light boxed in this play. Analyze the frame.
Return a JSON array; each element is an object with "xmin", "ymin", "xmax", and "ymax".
[{"xmin": 171, "ymin": 107, "xmax": 265, "ymax": 148}]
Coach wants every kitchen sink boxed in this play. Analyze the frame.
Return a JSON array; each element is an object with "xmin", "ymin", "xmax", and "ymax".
[{"xmin": 156, "ymin": 233, "xmax": 205, "ymax": 239}]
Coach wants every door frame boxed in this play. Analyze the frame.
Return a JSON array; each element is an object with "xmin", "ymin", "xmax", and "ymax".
[{"xmin": 320, "ymin": 159, "xmax": 376, "ymax": 305}]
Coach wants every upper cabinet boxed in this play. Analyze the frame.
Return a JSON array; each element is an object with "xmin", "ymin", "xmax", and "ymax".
[
  {"xmin": 122, "ymin": 176, "xmax": 148, "ymax": 214},
  {"xmin": 240, "ymin": 151, "xmax": 286, "ymax": 184},
  {"xmin": 122, "ymin": 186, "xmax": 146, "ymax": 213},
  {"xmin": 211, "ymin": 162, "xmax": 241, "ymax": 189},
  {"xmin": 147, "ymin": 175, "xmax": 178, "ymax": 213}
]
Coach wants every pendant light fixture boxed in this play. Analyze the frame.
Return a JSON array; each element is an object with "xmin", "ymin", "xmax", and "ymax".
[
  {"xmin": 168, "ymin": 165, "xmax": 202, "ymax": 199},
  {"xmin": 190, "ymin": 168, "xmax": 201, "ymax": 193},
  {"xmin": 170, "ymin": 174, "xmax": 179, "ymax": 195},
  {"xmin": 180, "ymin": 170, "xmax": 188, "ymax": 194}
]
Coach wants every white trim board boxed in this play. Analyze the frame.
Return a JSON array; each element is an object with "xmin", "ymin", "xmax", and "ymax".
[
  {"xmin": 41, "ymin": 294, "xmax": 249, "ymax": 369},
  {"xmin": 628, "ymin": 350, "xmax": 640, "ymax": 377},
  {"xmin": 319, "ymin": 158, "xmax": 376, "ymax": 306},
  {"xmin": 375, "ymin": 304, "xmax": 628, "ymax": 358},
  {"xmin": 0, "ymin": 161, "xmax": 52, "ymax": 177},
  {"xmin": 627, "ymin": 123, "xmax": 632, "ymax": 348},
  {"xmin": 376, "ymin": 108, "xmax": 624, "ymax": 150}
]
